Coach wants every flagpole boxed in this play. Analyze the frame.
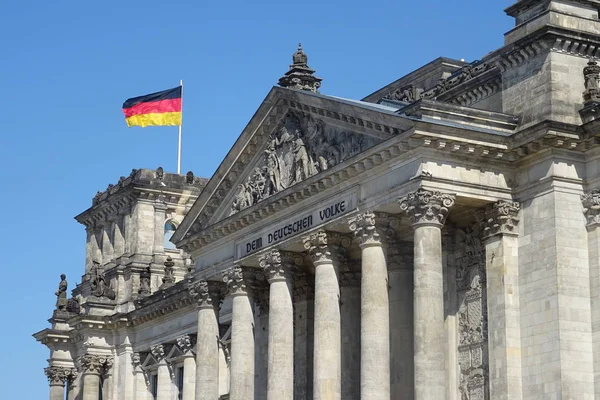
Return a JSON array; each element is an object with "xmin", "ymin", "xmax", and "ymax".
[{"xmin": 177, "ymin": 79, "xmax": 183, "ymax": 174}]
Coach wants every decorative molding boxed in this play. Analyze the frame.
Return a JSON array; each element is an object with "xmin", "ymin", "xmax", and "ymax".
[
  {"xmin": 421, "ymin": 62, "xmax": 494, "ymax": 101},
  {"xmin": 176, "ymin": 334, "xmax": 197, "ymax": 356},
  {"xmin": 399, "ymin": 188, "xmax": 456, "ymax": 226},
  {"xmin": 477, "ymin": 201, "xmax": 520, "ymax": 240},
  {"xmin": 44, "ymin": 366, "xmax": 71, "ymax": 386},
  {"xmin": 222, "ymin": 265, "xmax": 256, "ymax": 296},
  {"xmin": 160, "ymin": 256, "xmax": 176, "ymax": 289},
  {"xmin": 278, "ymin": 43, "xmax": 322, "ymax": 93},
  {"xmin": 348, "ymin": 211, "xmax": 400, "ymax": 247},
  {"xmin": 187, "ymin": 279, "xmax": 225, "ymax": 309},
  {"xmin": 79, "ymin": 354, "xmax": 113, "ymax": 375},
  {"xmin": 303, "ymin": 230, "xmax": 351, "ymax": 265},
  {"xmin": 258, "ymin": 249, "xmax": 302, "ymax": 283},
  {"xmin": 229, "ymin": 110, "xmax": 379, "ymax": 216},
  {"xmin": 582, "ymin": 190, "xmax": 600, "ymax": 227}
]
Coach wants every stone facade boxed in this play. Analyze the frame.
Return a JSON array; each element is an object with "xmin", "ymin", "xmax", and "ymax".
[{"xmin": 34, "ymin": 1, "xmax": 600, "ymax": 399}]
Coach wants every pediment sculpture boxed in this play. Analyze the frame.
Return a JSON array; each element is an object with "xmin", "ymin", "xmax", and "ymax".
[{"xmin": 230, "ymin": 111, "xmax": 379, "ymax": 215}]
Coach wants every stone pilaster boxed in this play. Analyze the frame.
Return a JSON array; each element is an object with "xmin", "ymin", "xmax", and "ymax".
[
  {"xmin": 102, "ymin": 224, "xmax": 114, "ymax": 263},
  {"xmin": 111, "ymin": 216, "xmax": 125, "ymax": 258},
  {"xmin": 349, "ymin": 211, "xmax": 399, "ymax": 400},
  {"xmin": 177, "ymin": 335, "xmax": 196, "ymax": 400},
  {"xmin": 259, "ymin": 249, "xmax": 301, "ymax": 400},
  {"xmin": 478, "ymin": 201, "xmax": 522, "ymax": 400},
  {"xmin": 45, "ymin": 366, "xmax": 68, "ymax": 400},
  {"xmin": 151, "ymin": 344, "xmax": 172, "ymax": 400},
  {"xmin": 399, "ymin": 188, "xmax": 455, "ymax": 400},
  {"xmin": 80, "ymin": 354, "xmax": 113, "ymax": 400},
  {"xmin": 131, "ymin": 353, "xmax": 150, "ymax": 400},
  {"xmin": 188, "ymin": 279, "xmax": 224, "ymax": 400},
  {"xmin": 153, "ymin": 204, "xmax": 167, "ymax": 254},
  {"xmin": 223, "ymin": 266, "xmax": 256, "ymax": 400},
  {"xmin": 583, "ymin": 191, "xmax": 600, "ymax": 399},
  {"xmin": 303, "ymin": 230, "xmax": 350, "ymax": 400}
]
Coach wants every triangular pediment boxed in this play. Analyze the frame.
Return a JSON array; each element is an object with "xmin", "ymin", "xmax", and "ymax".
[{"xmin": 173, "ymin": 87, "xmax": 413, "ymax": 247}]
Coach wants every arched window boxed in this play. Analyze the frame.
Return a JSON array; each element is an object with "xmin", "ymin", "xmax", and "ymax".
[{"xmin": 164, "ymin": 221, "xmax": 177, "ymax": 250}]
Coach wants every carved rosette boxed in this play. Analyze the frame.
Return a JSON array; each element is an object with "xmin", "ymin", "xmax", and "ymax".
[
  {"xmin": 258, "ymin": 249, "xmax": 301, "ymax": 283},
  {"xmin": 582, "ymin": 190, "xmax": 600, "ymax": 228},
  {"xmin": 478, "ymin": 200, "xmax": 520, "ymax": 240},
  {"xmin": 188, "ymin": 279, "xmax": 225, "ymax": 309},
  {"xmin": 44, "ymin": 366, "xmax": 69, "ymax": 386},
  {"xmin": 399, "ymin": 188, "xmax": 455, "ymax": 227},
  {"xmin": 176, "ymin": 334, "xmax": 196, "ymax": 355},
  {"xmin": 349, "ymin": 211, "xmax": 400, "ymax": 247},
  {"xmin": 303, "ymin": 230, "xmax": 351, "ymax": 266},
  {"xmin": 79, "ymin": 354, "xmax": 113, "ymax": 375},
  {"xmin": 223, "ymin": 265, "xmax": 255, "ymax": 296}
]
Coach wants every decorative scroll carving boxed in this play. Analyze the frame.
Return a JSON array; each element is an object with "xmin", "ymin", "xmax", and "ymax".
[
  {"xmin": 455, "ymin": 226, "xmax": 489, "ymax": 400},
  {"xmin": 349, "ymin": 211, "xmax": 400, "ymax": 246},
  {"xmin": 223, "ymin": 265, "xmax": 255, "ymax": 295},
  {"xmin": 478, "ymin": 201, "xmax": 520, "ymax": 240},
  {"xmin": 582, "ymin": 190, "xmax": 600, "ymax": 227},
  {"xmin": 187, "ymin": 279, "xmax": 224, "ymax": 308},
  {"xmin": 54, "ymin": 274, "xmax": 68, "ymax": 310},
  {"xmin": 258, "ymin": 249, "xmax": 302, "ymax": 283},
  {"xmin": 150, "ymin": 344, "xmax": 165, "ymax": 361},
  {"xmin": 161, "ymin": 256, "xmax": 176, "ymax": 289},
  {"xmin": 584, "ymin": 59, "xmax": 600, "ymax": 105},
  {"xmin": 399, "ymin": 188, "xmax": 455, "ymax": 226},
  {"xmin": 176, "ymin": 334, "xmax": 196, "ymax": 355},
  {"xmin": 90, "ymin": 261, "xmax": 116, "ymax": 300},
  {"xmin": 383, "ymin": 85, "xmax": 424, "ymax": 103},
  {"xmin": 230, "ymin": 111, "xmax": 379, "ymax": 215},
  {"xmin": 138, "ymin": 266, "xmax": 151, "ymax": 296},
  {"xmin": 80, "ymin": 354, "xmax": 113, "ymax": 375},
  {"xmin": 420, "ymin": 62, "xmax": 493, "ymax": 100},
  {"xmin": 44, "ymin": 366, "xmax": 70, "ymax": 386}
]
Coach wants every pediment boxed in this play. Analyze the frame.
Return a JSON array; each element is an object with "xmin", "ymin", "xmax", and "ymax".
[{"xmin": 173, "ymin": 87, "xmax": 414, "ymax": 249}]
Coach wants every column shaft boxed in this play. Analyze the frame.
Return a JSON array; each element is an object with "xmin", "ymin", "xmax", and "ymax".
[
  {"xmin": 196, "ymin": 306, "xmax": 220, "ymax": 400},
  {"xmin": 360, "ymin": 243, "xmax": 390, "ymax": 399},
  {"xmin": 313, "ymin": 261, "xmax": 341, "ymax": 400},
  {"xmin": 413, "ymin": 224, "xmax": 445, "ymax": 400},
  {"xmin": 157, "ymin": 363, "xmax": 171, "ymax": 399},
  {"xmin": 49, "ymin": 385, "xmax": 65, "ymax": 400},
  {"xmin": 267, "ymin": 279, "xmax": 294, "ymax": 400},
  {"xmin": 230, "ymin": 293, "xmax": 255, "ymax": 400},
  {"xmin": 182, "ymin": 356, "xmax": 196, "ymax": 400},
  {"xmin": 82, "ymin": 373, "xmax": 101, "ymax": 400}
]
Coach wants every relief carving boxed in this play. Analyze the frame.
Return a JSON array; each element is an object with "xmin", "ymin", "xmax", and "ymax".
[
  {"xmin": 230, "ymin": 111, "xmax": 379, "ymax": 215},
  {"xmin": 455, "ymin": 227, "xmax": 489, "ymax": 400}
]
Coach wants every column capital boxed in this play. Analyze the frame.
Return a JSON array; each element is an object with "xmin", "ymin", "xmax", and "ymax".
[
  {"xmin": 79, "ymin": 354, "xmax": 113, "ymax": 375},
  {"xmin": 303, "ymin": 230, "xmax": 352, "ymax": 265},
  {"xmin": 176, "ymin": 334, "xmax": 197, "ymax": 356},
  {"xmin": 258, "ymin": 249, "xmax": 301, "ymax": 283},
  {"xmin": 222, "ymin": 265, "xmax": 257, "ymax": 296},
  {"xmin": 44, "ymin": 366, "xmax": 70, "ymax": 386},
  {"xmin": 348, "ymin": 211, "xmax": 400, "ymax": 247},
  {"xmin": 399, "ymin": 188, "xmax": 455, "ymax": 227},
  {"xmin": 150, "ymin": 344, "xmax": 166, "ymax": 361},
  {"xmin": 187, "ymin": 279, "xmax": 225, "ymax": 309},
  {"xmin": 478, "ymin": 200, "xmax": 520, "ymax": 240},
  {"xmin": 582, "ymin": 190, "xmax": 600, "ymax": 228}
]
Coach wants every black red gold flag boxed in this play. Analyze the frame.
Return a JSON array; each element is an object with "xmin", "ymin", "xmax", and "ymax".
[{"xmin": 122, "ymin": 86, "xmax": 182, "ymax": 127}]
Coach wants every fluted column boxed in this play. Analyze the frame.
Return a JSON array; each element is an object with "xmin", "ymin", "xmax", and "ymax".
[
  {"xmin": 478, "ymin": 201, "xmax": 522, "ymax": 400},
  {"xmin": 259, "ymin": 249, "xmax": 300, "ymax": 400},
  {"xmin": 80, "ymin": 354, "xmax": 113, "ymax": 400},
  {"xmin": 399, "ymin": 188, "xmax": 455, "ymax": 400},
  {"xmin": 304, "ymin": 231, "xmax": 350, "ymax": 400},
  {"xmin": 45, "ymin": 366, "xmax": 68, "ymax": 400},
  {"xmin": 223, "ymin": 266, "xmax": 256, "ymax": 400},
  {"xmin": 188, "ymin": 279, "xmax": 224, "ymax": 400},
  {"xmin": 151, "ymin": 344, "xmax": 172, "ymax": 399},
  {"xmin": 177, "ymin": 335, "xmax": 197, "ymax": 400}
]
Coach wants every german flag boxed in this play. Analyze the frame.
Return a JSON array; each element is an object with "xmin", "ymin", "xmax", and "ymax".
[{"xmin": 122, "ymin": 86, "xmax": 182, "ymax": 127}]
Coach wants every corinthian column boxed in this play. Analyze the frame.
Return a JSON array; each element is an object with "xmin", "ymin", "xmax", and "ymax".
[
  {"xmin": 177, "ymin": 335, "xmax": 197, "ymax": 400},
  {"xmin": 80, "ymin": 354, "xmax": 113, "ymax": 400},
  {"xmin": 349, "ymin": 211, "xmax": 398, "ymax": 400},
  {"xmin": 188, "ymin": 279, "xmax": 224, "ymax": 400},
  {"xmin": 259, "ymin": 249, "xmax": 300, "ymax": 400},
  {"xmin": 223, "ymin": 266, "xmax": 256, "ymax": 400},
  {"xmin": 399, "ymin": 188, "xmax": 455, "ymax": 400},
  {"xmin": 45, "ymin": 366, "xmax": 68, "ymax": 400},
  {"xmin": 303, "ymin": 231, "xmax": 350, "ymax": 400},
  {"xmin": 151, "ymin": 344, "xmax": 172, "ymax": 400}
]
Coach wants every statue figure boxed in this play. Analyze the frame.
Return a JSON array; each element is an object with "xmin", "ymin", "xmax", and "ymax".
[
  {"xmin": 90, "ymin": 261, "xmax": 116, "ymax": 300},
  {"xmin": 139, "ymin": 266, "xmax": 151, "ymax": 296},
  {"xmin": 292, "ymin": 136, "xmax": 313, "ymax": 183},
  {"xmin": 55, "ymin": 274, "xmax": 68, "ymax": 310},
  {"xmin": 265, "ymin": 141, "xmax": 283, "ymax": 193}
]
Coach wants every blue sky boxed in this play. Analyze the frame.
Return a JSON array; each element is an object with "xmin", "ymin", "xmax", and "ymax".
[{"xmin": 0, "ymin": 0, "xmax": 513, "ymax": 397}]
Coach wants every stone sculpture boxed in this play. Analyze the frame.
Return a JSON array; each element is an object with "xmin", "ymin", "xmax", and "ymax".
[
  {"xmin": 139, "ymin": 266, "xmax": 151, "ymax": 296},
  {"xmin": 55, "ymin": 274, "xmax": 68, "ymax": 310},
  {"xmin": 90, "ymin": 261, "xmax": 116, "ymax": 300},
  {"xmin": 230, "ymin": 111, "xmax": 379, "ymax": 215},
  {"xmin": 584, "ymin": 58, "xmax": 600, "ymax": 104}
]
